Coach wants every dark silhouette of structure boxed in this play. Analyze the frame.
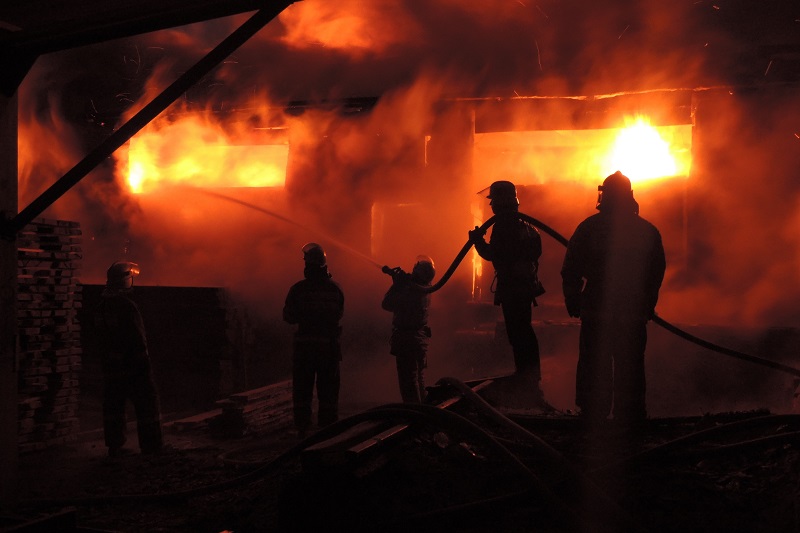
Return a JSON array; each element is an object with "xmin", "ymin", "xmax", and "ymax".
[
  {"xmin": 381, "ymin": 255, "xmax": 435, "ymax": 403},
  {"xmin": 561, "ymin": 171, "xmax": 666, "ymax": 426},
  {"xmin": 92, "ymin": 261, "xmax": 163, "ymax": 456},
  {"xmin": 283, "ymin": 243, "xmax": 345, "ymax": 438}
]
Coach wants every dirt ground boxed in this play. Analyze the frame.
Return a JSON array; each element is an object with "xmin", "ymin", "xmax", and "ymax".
[{"xmin": 6, "ymin": 394, "xmax": 800, "ymax": 533}]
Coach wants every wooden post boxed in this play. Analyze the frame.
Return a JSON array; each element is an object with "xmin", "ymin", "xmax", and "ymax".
[{"xmin": 0, "ymin": 92, "xmax": 18, "ymax": 502}]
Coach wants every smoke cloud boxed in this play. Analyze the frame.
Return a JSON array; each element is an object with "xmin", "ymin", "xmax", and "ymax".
[{"xmin": 15, "ymin": 0, "xmax": 800, "ymax": 413}]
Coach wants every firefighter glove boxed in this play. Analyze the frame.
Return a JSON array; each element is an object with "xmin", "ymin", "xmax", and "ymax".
[{"xmin": 468, "ymin": 226, "xmax": 486, "ymax": 245}]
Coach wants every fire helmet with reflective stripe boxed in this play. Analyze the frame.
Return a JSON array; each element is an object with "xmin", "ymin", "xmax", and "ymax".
[
  {"xmin": 597, "ymin": 171, "xmax": 636, "ymax": 211},
  {"xmin": 486, "ymin": 180, "xmax": 519, "ymax": 207},
  {"xmin": 302, "ymin": 242, "xmax": 326, "ymax": 267},
  {"xmin": 600, "ymin": 171, "xmax": 632, "ymax": 195},
  {"xmin": 106, "ymin": 261, "xmax": 139, "ymax": 289},
  {"xmin": 411, "ymin": 255, "xmax": 435, "ymax": 285}
]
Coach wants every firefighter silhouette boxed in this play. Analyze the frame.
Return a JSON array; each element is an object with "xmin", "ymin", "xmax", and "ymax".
[
  {"xmin": 381, "ymin": 255, "xmax": 435, "ymax": 403},
  {"xmin": 470, "ymin": 181, "xmax": 545, "ymax": 401},
  {"xmin": 561, "ymin": 171, "xmax": 666, "ymax": 426},
  {"xmin": 93, "ymin": 261, "xmax": 163, "ymax": 456},
  {"xmin": 283, "ymin": 243, "xmax": 345, "ymax": 438}
]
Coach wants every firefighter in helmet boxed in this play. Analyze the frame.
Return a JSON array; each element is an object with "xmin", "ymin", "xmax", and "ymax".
[
  {"xmin": 283, "ymin": 243, "xmax": 345, "ymax": 438},
  {"xmin": 93, "ymin": 261, "xmax": 163, "ymax": 456},
  {"xmin": 381, "ymin": 255, "xmax": 436, "ymax": 403},
  {"xmin": 561, "ymin": 171, "xmax": 666, "ymax": 427},
  {"xmin": 470, "ymin": 181, "xmax": 545, "ymax": 401}
]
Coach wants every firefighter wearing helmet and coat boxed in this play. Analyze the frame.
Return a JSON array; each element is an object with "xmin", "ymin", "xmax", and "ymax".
[
  {"xmin": 470, "ymin": 181, "xmax": 545, "ymax": 401},
  {"xmin": 381, "ymin": 255, "xmax": 436, "ymax": 403},
  {"xmin": 93, "ymin": 261, "xmax": 163, "ymax": 456},
  {"xmin": 561, "ymin": 171, "xmax": 666, "ymax": 427},
  {"xmin": 283, "ymin": 243, "xmax": 345, "ymax": 438}
]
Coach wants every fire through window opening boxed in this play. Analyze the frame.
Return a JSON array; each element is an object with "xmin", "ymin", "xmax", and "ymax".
[
  {"xmin": 120, "ymin": 108, "xmax": 691, "ymax": 305},
  {"xmin": 470, "ymin": 115, "xmax": 693, "ymax": 302},
  {"xmin": 472, "ymin": 115, "xmax": 693, "ymax": 188},
  {"xmin": 123, "ymin": 123, "xmax": 289, "ymax": 194}
]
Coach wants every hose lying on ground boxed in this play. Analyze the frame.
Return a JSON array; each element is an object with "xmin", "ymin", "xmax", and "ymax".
[
  {"xmin": 593, "ymin": 413, "xmax": 800, "ymax": 474},
  {"xmin": 363, "ymin": 402, "xmax": 645, "ymax": 533},
  {"xmin": 433, "ymin": 377, "xmax": 644, "ymax": 526}
]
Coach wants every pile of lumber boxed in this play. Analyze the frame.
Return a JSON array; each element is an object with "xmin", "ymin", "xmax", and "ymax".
[
  {"xmin": 16, "ymin": 218, "xmax": 83, "ymax": 453},
  {"xmin": 175, "ymin": 380, "xmax": 294, "ymax": 438}
]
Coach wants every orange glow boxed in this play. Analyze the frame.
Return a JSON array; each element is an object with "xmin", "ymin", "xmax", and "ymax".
[
  {"xmin": 470, "ymin": 202, "xmax": 484, "ymax": 301},
  {"xmin": 606, "ymin": 116, "xmax": 687, "ymax": 182},
  {"xmin": 122, "ymin": 114, "xmax": 287, "ymax": 194},
  {"xmin": 278, "ymin": 0, "xmax": 419, "ymax": 55},
  {"xmin": 473, "ymin": 115, "xmax": 692, "ymax": 187},
  {"xmin": 471, "ymin": 248, "xmax": 483, "ymax": 301},
  {"xmin": 471, "ymin": 115, "xmax": 692, "ymax": 301}
]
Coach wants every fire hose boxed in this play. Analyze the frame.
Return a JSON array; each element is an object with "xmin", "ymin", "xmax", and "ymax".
[
  {"xmin": 193, "ymin": 190, "xmax": 799, "ymax": 378},
  {"xmin": 382, "ymin": 211, "xmax": 800, "ymax": 379}
]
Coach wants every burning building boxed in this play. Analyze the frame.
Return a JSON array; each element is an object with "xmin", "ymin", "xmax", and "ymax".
[{"xmin": 2, "ymin": 0, "xmax": 800, "ymax": 507}]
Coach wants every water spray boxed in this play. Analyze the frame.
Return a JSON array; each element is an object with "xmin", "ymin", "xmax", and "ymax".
[{"xmin": 188, "ymin": 188, "xmax": 384, "ymax": 271}]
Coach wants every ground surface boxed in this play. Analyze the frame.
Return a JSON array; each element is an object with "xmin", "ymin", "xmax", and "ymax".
[{"xmin": 5, "ymin": 388, "xmax": 800, "ymax": 533}]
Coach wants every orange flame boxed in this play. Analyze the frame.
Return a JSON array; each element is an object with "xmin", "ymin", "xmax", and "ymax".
[
  {"xmin": 473, "ymin": 114, "xmax": 692, "ymax": 187},
  {"xmin": 606, "ymin": 116, "xmax": 690, "ymax": 183},
  {"xmin": 122, "ymin": 114, "xmax": 287, "ymax": 194}
]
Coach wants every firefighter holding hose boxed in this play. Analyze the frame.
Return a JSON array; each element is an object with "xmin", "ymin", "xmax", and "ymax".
[
  {"xmin": 381, "ymin": 255, "xmax": 436, "ymax": 403},
  {"xmin": 469, "ymin": 181, "xmax": 546, "ymax": 403}
]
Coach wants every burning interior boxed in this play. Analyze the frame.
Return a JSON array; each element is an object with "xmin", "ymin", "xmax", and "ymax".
[{"xmin": 118, "ymin": 98, "xmax": 693, "ymax": 304}]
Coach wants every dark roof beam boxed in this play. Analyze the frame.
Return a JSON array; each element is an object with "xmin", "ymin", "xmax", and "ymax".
[
  {"xmin": 0, "ymin": 1, "xmax": 297, "ymax": 97},
  {"xmin": 1, "ymin": 5, "xmax": 289, "ymax": 240}
]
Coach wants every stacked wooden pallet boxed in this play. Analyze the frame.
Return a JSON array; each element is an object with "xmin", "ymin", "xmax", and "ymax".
[
  {"xmin": 205, "ymin": 380, "xmax": 294, "ymax": 438},
  {"xmin": 16, "ymin": 218, "xmax": 82, "ymax": 453}
]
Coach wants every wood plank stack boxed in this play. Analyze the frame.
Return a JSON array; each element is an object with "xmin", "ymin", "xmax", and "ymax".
[
  {"xmin": 16, "ymin": 218, "xmax": 82, "ymax": 453},
  {"xmin": 206, "ymin": 380, "xmax": 293, "ymax": 438}
]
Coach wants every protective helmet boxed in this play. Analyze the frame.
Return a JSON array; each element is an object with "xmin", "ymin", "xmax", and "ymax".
[
  {"xmin": 106, "ymin": 261, "xmax": 139, "ymax": 289},
  {"xmin": 597, "ymin": 171, "xmax": 634, "ymax": 210},
  {"xmin": 302, "ymin": 242, "xmax": 326, "ymax": 267},
  {"xmin": 486, "ymin": 180, "xmax": 519, "ymax": 207},
  {"xmin": 411, "ymin": 255, "xmax": 435, "ymax": 285}
]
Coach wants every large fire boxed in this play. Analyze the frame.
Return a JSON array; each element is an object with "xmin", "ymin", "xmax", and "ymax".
[
  {"xmin": 125, "ymin": 112, "xmax": 688, "ymax": 194},
  {"xmin": 607, "ymin": 116, "xmax": 687, "ymax": 182},
  {"xmin": 123, "ymin": 114, "xmax": 287, "ymax": 194},
  {"xmin": 473, "ymin": 115, "xmax": 692, "ymax": 187}
]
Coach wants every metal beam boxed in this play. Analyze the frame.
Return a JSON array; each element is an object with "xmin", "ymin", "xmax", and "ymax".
[
  {"xmin": 0, "ymin": 1, "xmax": 287, "ymax": 56},
  {"xmin": 1, "ymin": 4, "xmax": 291, "ymax": 240}
]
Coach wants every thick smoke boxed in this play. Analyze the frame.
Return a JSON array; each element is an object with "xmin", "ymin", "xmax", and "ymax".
[{"xmin": 16, "ymin": 0, "xmax": 800, "ymax": 412}]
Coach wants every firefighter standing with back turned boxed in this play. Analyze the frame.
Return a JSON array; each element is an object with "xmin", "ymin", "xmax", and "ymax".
[
  {"xmin": 283, "ymin": 243, "xmax": 345, "ymax": 439},
  {"xmin": 93, "ymin": 261, "xmax": 163, "ymax": 457},
  {"xmin": 470, "ymin": 181, "xmax": 545, "ymax": 403},
  {"xmin": 561, "ymin": 171, "xmax": 666, "ymax": 428},
  {"xmin": 381, "ymin": 255, "xmax": 436, "ymax": 403}
]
